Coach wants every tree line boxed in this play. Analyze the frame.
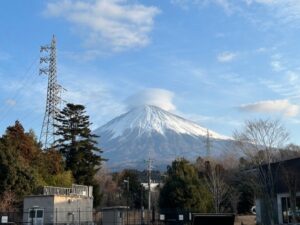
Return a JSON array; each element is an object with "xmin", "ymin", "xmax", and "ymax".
[
  {"xmin": 97, "ymin": 119, "xmax": 300, "ymax": 219},
  {"xmin": 0, "ymin": 103, "xmax": 104, "ymax": 210},
  {"xmin": 1, "ymin": 103, "xmax": 300, "ymax": 222}
]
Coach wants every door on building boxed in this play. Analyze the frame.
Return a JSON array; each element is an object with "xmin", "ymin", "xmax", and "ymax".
[{"xmin": 29, "ymin": 208, "xmax": 44, "ymax": 225}]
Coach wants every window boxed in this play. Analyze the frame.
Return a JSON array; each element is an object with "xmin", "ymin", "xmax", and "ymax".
[
  {"xmin": 29, "ymin": 210, "xmax": 35, "ymax": 219},
  {"xmin": 281, "ymin": 197, "xmax": 300, "ymax": 224},
  {"xmin": 36, "ymin": 210, "xmax": 43, "ymax": 218}
]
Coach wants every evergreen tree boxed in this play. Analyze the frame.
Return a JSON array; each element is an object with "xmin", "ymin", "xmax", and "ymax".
[
  {"xmin": 159, "ymin": 158, "xmax": 213, "ymax": 212},
  {"xmin": 0, "ymin": 121, "xmax": 39, "ymax": 200},
  {"xmin": 0, "ymin": 121, "xmax": 74, "ymax": 208},
  {"xmin": 118, "ymin": 169, "xmax": 147, "ymax": 209},
  {"xmin": 54, "ymin": 103, "xmax": 104, "ymax": 206}
]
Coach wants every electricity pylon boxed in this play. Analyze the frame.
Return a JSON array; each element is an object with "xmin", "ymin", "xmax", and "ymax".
[{"xmin": 39, "ymin": 35, "xmax": 62, "ymax": 149}]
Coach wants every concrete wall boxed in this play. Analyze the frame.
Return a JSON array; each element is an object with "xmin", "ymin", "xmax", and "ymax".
[
  {"xmin": 102, "ymin": 210, "xmax": 125, "ymax": 225},
  {"xmin": 23, "ymin": 195, "xmax": 93, "ymax": 225},
  {"xmin": 23, "ymin": 196, "xmax": 55, "ymax": 224},
  {"xmin": 54, "ymin": 195, "xmax": 93, "ymax": 224},
  {"xmin": 255, "ymin": 199, "xmax": 262, "ymax": 225}
]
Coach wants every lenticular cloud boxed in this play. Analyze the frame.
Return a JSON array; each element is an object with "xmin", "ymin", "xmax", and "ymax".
[{"xmin": 126, "ymin": 88, "xmax": 176, "ymax": 112}]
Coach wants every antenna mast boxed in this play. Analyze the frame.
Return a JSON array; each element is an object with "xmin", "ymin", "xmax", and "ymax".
[
  {"xmin": 205, "ymin": 129, "xmax": 212, "ymax": 158},
  {"xmin": 39, "ymin": 35, "xmax": 62, "ymax": 149},
  {"xmin": 146, "ymin": 157, "xmax": 153, "ymax": 210}
]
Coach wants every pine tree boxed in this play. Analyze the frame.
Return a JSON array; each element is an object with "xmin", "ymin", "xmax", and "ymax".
[{"xmin": 54, "ymin": 103, "xmax": 104, "ymax": 205}]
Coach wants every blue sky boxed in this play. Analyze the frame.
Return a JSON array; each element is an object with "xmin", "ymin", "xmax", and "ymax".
[{"xmin": 1, "ymin": 0, "xmax": 300, "ymax": 144}]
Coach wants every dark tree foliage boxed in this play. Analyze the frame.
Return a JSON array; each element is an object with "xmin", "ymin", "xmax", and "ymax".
[
  {"xmin": 0, "ymin": 121, "xmax": 72, "ymax": 207},
  {"xmin": 54, "ymin": 103, "xmax": 104, "ymax": 206},
  {"xmin": 0, "ymin": 121, "xmax": 39, "ymax": 199},
  {"xmin": 159, "ymin": 158, "xmax": 213, "ymax": 212},
  {"xmin": 118, "ymin": 169, "xmax": 147, "ymax": 209}
]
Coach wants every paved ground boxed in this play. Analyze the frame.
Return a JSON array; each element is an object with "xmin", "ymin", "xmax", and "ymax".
[{"xmin": 235, "ymin": 215, "xmax": 256, "ymax": 225}]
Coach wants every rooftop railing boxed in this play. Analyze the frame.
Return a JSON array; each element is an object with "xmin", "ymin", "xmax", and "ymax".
[{"xmin": 43, "ymin": 184, "xmax": 92, "ymax": 197}]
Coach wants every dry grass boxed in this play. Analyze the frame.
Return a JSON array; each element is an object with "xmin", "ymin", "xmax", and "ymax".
[{"xmin": 235, "ymin": 215, "xmax": 256, "ymax": 225}]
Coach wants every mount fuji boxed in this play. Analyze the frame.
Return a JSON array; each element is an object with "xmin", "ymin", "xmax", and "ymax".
[{"xmin": 94, "ymin": 105, "xmax": 234, "ymax": 170}]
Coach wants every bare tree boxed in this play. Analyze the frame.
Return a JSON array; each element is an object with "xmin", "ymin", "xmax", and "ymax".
[
  {"xmin": 234, "ymin": 119, "xmax": 289, "ymax": 164},
  {"xmin": 228, "ymin": 187, "xmax": 240, "ymax": 214},
  {"xmin": 234, "ymin": 119, "xmax": 289, "ymax": 225},
  {"xmin": 95, "ymin": 166, "xmax": 123, "ymax": 207},
  {"xmin": 204, "ymin": 161, "xmax": 230, "ymax": 213}
]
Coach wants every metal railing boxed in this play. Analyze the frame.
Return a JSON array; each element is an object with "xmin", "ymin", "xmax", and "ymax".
[{"xmin": 43, "ymin": 184, "xmax": 90, "ymax": 197}]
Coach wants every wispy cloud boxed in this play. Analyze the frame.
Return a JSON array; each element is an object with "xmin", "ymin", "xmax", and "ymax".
[
  {"xmin": 261, "ymin": 51, "xmax": 300, "ymax": 100},
  {"xmin": 171, "ymin": 0, "xmax": 236, "ymax": 14},
  {"xmin": 246, "ymin": 0, "xmax": 300, "ymax": 23},
  {"xmin": 270, "ymin": 53, "xmax": 284, "ymax": 71},
  {"xmin": 217, "ymin": 51, "xmax": 237, "ymax": 62},
  {"xmin": 44, "ymin": 0, "xmax": 160, "ymax": 53},
  {"xmin": 239, "ymin": 99, "xmax": 299, "ymax": 117},
  {"xmin": 270, "ymin": 60, "xmax": 284, "ymax": 72},
  {"xmin": 173, "ymin": 0, "xmax": 300, "ymax": 26},
  {"xmin": 5, "ymin": 99, "xmax": 16, "ymax": 107},
  {"xmin": 0, "ymin": 63, "xmax": 128, "ymax": 129}
]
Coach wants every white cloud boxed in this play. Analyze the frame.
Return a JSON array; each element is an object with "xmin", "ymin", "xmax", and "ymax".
[
  {"xmin": 245, "ymin": 0, "xmax": 300, "ymax": 24},
  {"xmin": 5, "ymin": 99, "xmax": 16, "ymax": 107},
  {"xmin": 44, "ymin": 0, "xmax": 160, "ymax": 52},
  {"xmin": 173, "ymin": 0, "xmax": 300, "ymax": 25},
  {"xmin": 270, "ymin": 54, "xmax": 284, "ymax": 71},
  {"xmin": 270, "ymin": 60, "xmax": 284, "ymax": 72},
  {"xmin": 126, "ymin": 88, "xmax": 176, "ymax": 111},
  {"xmin": 239, "ymin": 99, "xmax": 299, "ymax": 117},
  {"xmin": 261, "ymin": 53, "xmax": 300, "ymax": 100},
  {"xmin": 286, "ymin": 71, "xmax": 299, "ymax": 82},
  {"xmin": 171, "ymin": 0, "xmax": 235, "ymax": 14},
  {"xmin": 217, "ymin": 51, "xmax": 237, "ymax": 62}
]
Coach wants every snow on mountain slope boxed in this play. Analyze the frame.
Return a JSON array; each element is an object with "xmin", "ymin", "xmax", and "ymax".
[
  {"xmin": 95, "ymin": 105, "xmax": 231, "ymax": 140},
  {"xmin": 93, "ymin": 105, "xmax": 233, "ymax": 170}
]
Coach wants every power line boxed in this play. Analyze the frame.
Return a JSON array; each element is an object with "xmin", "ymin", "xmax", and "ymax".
[{"xmin": 0, "ymin": 56, "xmax": 40, "ymax": 128}]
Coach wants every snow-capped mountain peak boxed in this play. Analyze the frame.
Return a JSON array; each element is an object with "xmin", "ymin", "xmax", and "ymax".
[
  {"xmin": 95, "ymin": 105, "xmax": 230, "ymax": 140},
  {"xmin": 93, "ymin": 105, "xmax": 234, "ymax": 170}
]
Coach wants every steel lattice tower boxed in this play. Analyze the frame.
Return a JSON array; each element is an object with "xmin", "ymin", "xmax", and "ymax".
[
  {"xmin": 39, "ymin": 35, "xmax": 62, "ymax": 149},
  {"xmin": 205, "ymin": 129, "xmax": 212, "ymax": 158}
]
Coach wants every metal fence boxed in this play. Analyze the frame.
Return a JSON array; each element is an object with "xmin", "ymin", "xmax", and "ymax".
[{"xmin": 0, "ymin": 209, "xmax": 193, "ymax": 225}]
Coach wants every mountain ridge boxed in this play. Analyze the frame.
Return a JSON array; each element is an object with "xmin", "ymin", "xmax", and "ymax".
[
  {"xmin": 94, "ymin": 105, "xmax": 233, "ymax": 170},
  {"xmin": 96, "ymin": 105, "xmax": 231, "ymax": 140}
]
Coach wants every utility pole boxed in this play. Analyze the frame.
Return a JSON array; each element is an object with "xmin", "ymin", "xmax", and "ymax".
[
  {"xmin": 146, "ymin": 158, "xmax": 153, "ymax": 211},
  {"xmin": 124, "ymin": 177, "xmax": 130, "ymax": 225},
  {"xmin": 39, "ymin": 35, "xmax": 63, "ymax": 149}
]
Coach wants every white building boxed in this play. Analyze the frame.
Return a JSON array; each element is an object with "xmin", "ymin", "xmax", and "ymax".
[{"xmin": 23, "ymin": 184, "xmax": 93, "ymax": 225}]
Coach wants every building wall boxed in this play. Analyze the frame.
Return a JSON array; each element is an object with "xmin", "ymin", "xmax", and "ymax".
[
  {"xmin": 23, "ymin": 196, "xmax": 55, "ymax": 224},
  {"xmin": 102, "ymin": 210, "xmax": 125, "ymax": 225},
  {"xmin": 255, "ymin": 197, "xmax": 279, "ymax": 225},
  {"xmin": 255, "ymin": 199, "xmax": 262, "ymax": 225},
  {"xmin": 54, "ymin": 195, "xmax": 93, "ymax": 224},
  {"xmin": 23, "ymin": 195, "xmax": 93, "ymax": 225}
]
